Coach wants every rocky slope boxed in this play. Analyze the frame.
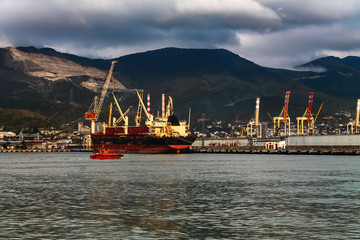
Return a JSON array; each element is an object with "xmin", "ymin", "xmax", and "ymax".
[{"xmin": 8, "ymin": 47, "xmax": 125, "ymax": 92}]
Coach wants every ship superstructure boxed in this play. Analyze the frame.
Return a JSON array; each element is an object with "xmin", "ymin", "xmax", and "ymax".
[{"xmin": 91, "ymin": 89, "xmax": 196, "ymax": 154}]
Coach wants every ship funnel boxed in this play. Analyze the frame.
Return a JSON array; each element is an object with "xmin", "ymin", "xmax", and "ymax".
[
  {"xmin": 162, "ymin": 94, "xmax": 165, "ymax": 119},
  {"xmin": 147, "ymin": 94, "xmax": 150, "ymax": 115},
  {"xmin": 356, "ymin": 99, "xmax": 360, "ymax": 133}
]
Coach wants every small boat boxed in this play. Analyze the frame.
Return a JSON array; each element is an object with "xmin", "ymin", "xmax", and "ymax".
[{"xmin": 90, "ymin": 150, "xmax": 123, "ymax": 159}]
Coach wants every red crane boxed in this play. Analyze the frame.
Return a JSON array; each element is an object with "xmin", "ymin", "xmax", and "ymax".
[
  {"xmin": 305, "ymin": 92, "xmax": 314, "ymax": 123},
  {"xmin": 281, "ymin": 91, "xmax": 291, "ymax": 123}
]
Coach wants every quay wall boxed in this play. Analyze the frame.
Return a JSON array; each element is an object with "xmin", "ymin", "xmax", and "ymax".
[
  {"xmin": 288, "ymin": 135, "xmax": 360, "ymax": 146},
  {"xmin": 192, "ymin": 138, "xmax": 249, "ymax": 147}
]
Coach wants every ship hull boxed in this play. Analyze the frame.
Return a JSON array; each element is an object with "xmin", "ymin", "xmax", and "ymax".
[{"xmin": 92, "ymin": 133, "xmax": 196, "ymax": 154}]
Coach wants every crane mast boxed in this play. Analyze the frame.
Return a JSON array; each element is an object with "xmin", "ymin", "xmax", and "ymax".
[
  {"xmin": 86, "ymin": 60, "xmax": 117, "ymax": 134},
  {"xmin": 296, "ymin": 92, "xmax": 315, "ymax": 135},
  {"xmin": 306, "ymin": 92, "xmax": 314, "ymax": 123},
  {"xmin": 281, "ymin": 91, "xmax": 291, "ymax": 123},
  {"xmin": 246, "ymin": 97, "xmax": 261, "ymax": 138},
  {"xmin": 273, "ymin": 91, "xmax": 291, "ymax": 136},
  {"xmin": 347, "ymin": 99, "xmax": 360, "ymax": 134}
]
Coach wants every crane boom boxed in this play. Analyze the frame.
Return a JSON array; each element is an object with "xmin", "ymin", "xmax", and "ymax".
[
  {"xmin": 112, "ymin": 92, "xmax": 132, "ymax": 126},
  {"xmin": 312, "ymin": 102, "xmax": 324, "ymax": 127},
  {"xmin": 94, "ymin": 60, "xmax": 117, "ymax": 120},
  {"xmin": 165, "ymin": 96, "xmax": 174, "ymax": 118},
  {"xmin": 85, "ymin": 60, "xmax": 117, "ymax": 134},
  {"xmin": 281, "ymin": 91, "xmax": 291, "ymax": 123},
  {"xmin": 135, "ymin": 89, "xmax": 151, "ymax": 121}
]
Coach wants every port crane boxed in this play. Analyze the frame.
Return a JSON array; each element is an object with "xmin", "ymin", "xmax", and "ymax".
[
  {"xmin": 296, "ymin": 92, "xmax": 315, "ymax": 135},
  {"xmin": 347, "ymin": 99, "xmax": 360, "ymax": 134},
  {"xmin": 273, "ymin": 91, "xmax": 291, "ymax": 136},
  {"xmin": 246, "ymin": 97, "xmax": 262, "ymax": 138},
  {"xmin": 312, "ymin": 101, "xmax": 324, "ymax": 132},
  {"xmin": 85, "ymin": 60, "xmax": 117, "ymax": 134}
]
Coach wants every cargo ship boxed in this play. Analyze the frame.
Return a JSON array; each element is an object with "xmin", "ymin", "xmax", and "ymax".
[{"xmin": 90, "ymin": 90, "xmax": 196, "ymax": 154}]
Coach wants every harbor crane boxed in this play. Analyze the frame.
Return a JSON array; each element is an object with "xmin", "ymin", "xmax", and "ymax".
[
  {"xmin": 347, "ymin": 99, "xmax": 360, "ymax": 134},
  {"xmin": 312, "ymin": 101, "xmax": 324, "ymax": 133},
  {"xmin": 296, "ymin": 92, "xmax": 315, "ymax": 135},
  {"xmin": 246, "ymin": 97, "xmax": 262, "ymax": 138},
  {"xmin": 85, "ymin": 60, "xmax": 117, "ymax": 134},
  {"xmin": 273, "ymin": 91, "xmax": 291, "ymax": 136}
]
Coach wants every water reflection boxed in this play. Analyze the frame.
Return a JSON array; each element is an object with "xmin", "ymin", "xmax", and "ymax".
[
  {"xmin": 0, "ymin": 153, "xmax": 359, "ymax": 239},
  {"xmin": 82, "ymin": 179, "xmax": 188, "ymax": 235}
]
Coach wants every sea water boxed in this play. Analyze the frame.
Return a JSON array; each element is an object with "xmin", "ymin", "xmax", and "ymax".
[{"xmin": 0, "ymin": 153, "xmax": 359, "ymax": 239}]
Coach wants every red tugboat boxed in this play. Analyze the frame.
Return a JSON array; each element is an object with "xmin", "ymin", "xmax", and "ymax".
[
  {"xmin": 90, "ymin": 152, "xmax": 123, "ymax": 159},
  {"xmin": 90, "ymin": 147, "xmax": 123, "ymax": 159}
]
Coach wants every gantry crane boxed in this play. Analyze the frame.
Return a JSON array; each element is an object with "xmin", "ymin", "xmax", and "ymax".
[
  {"xmin": 85, "ymin": 60, "xmax": 117, "ymax": 134},
  {"xmin": 246, "ymin": 97, "xmax": 262, "ymax": 138},
  {"xmin": 296, "ymin": 92, "xmax": 315, "ymax": 135},
  {"xmin": 273, "ymin": 91, "xmax": 291, "ymax": 136},
  {"xmin": 347, "ymin": 99, "xmax": 360, "ymax": 134}
]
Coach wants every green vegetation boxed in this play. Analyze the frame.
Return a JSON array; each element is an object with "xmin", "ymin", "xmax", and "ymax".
[{"xmin": 0, "ymin": 108, "xmax": 58, "ymax": 131}]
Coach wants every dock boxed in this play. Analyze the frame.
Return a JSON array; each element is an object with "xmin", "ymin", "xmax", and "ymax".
[
  {"xmin": 0, "ymin": 149, "xmax": 92, "ymax": 153},
  {"xmin": 189, "ymin": 146, "xmax": 360, "ymax": 155}
]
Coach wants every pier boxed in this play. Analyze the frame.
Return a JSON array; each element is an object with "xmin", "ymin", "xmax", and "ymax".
[
  {"xmin": 189, "ymin": 146, "xmax": 360, "ymax": 155},
  {"xmin": 0, "ymin": 149, "xmax": 92, "ymax": 153}
]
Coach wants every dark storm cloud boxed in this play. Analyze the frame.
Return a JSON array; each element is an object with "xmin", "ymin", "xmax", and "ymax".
[
  {"xmin": 0, "ymin": 0, "xmax": 279, "ymax": 45},
  {"xmin": 1, "ymin": 0, "xmax": 360, "ymax": 68},
  {"xmin": 0, "ymin": 1, "xmax": 279, "ymax": 41}
]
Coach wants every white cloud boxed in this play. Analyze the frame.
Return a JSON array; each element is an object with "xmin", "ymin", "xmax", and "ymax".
[
  {"xmin": 259, "ymin": 0, "xmax": 360, "ymax": 24},
  {"xmin": 176, "ymin": 0, "xmax": 279, "ymax": 19},
  {"xmin": 234, "ymin": 23, "xmax": 360, "ymax": 68},
  {"xmin": 1, "ymin": 0, "xmax": 360, "ymax": 67}
]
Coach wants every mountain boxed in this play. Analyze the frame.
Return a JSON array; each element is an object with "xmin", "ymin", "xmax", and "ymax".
[
  {"xmin": 111, "ymin": 48, "xmax": 311, "ymax": 119},
  {"xmin": 294, "ymin": 56, "xmax": 360, "ymax": 99},
  {"xmin": 0, "ymin": 46, "xmax": 358, "ymax": 128},
  {"xmin": 0, "ymin": 47, "xmax": 125, "ymax": 123},
  {"xmin": 110, "ymin": 48, "xmax": 351, "ymax": 121}
]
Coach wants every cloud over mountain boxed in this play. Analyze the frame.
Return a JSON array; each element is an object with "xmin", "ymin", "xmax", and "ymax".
[{"xmin": 1, "ymin": 0, "xmax": 360, "ymax": 68}]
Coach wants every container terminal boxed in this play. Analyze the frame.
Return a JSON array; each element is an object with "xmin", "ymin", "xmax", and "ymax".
[{"xmin": 190, "ymin": 92, "xmax": 360, "ymax": 155}]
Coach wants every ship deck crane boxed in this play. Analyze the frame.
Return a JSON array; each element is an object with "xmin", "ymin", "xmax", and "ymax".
[
  {"xmin": 273, "ymin": 91, "xmax": 291, "ymax": 136},
  {"xmin": 132, "ymin": 91, "xmax": 189, "ymax": 137},
  {"xmin": 165, "ymin": 96, "xmax": 174, "ymax": 118},
  {"xmin": 85, "ymin": 60, "xmax": 117, "ymax": 133},
  {"xmin": 135, "ymin": 89, "xmax": 153, "ymax": 124},
  {"xmin": 111, "ymin": 92, "xmax": 132, "ymax": 129},
  {"xmin": 296, "ymin": 92, "xmax": 314, "ymax": 136}
]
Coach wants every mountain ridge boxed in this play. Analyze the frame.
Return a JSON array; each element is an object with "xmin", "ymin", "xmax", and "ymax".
[{"xmin": 0, "ymin": 46, "xmax": 359, "ymax": 127}]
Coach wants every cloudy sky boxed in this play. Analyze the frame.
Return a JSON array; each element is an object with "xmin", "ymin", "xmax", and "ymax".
[{"xmin": 1, "ymin": 0, "xmax": 360, "ymax": 68}]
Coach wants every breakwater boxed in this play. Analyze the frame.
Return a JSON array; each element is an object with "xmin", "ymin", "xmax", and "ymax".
[
  {"xmin": 0, "ymin": 149, "xmax": 92, "ymax": 153},
  {"xmin": 189, "ymin": 146, "xmax": 360, "ymax": 155}
]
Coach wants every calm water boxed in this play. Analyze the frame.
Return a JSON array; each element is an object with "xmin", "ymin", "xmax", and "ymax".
[{"xmin": 0, "ymin": 153, "xmax": 359, "ymax": 239}]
